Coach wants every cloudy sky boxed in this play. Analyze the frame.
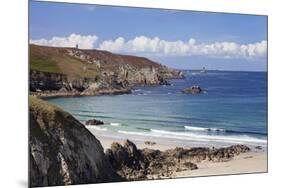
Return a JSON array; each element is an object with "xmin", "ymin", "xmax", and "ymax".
[{"xmin": 30, "ymin": 1, "xmax": 267, "ymax": 71}]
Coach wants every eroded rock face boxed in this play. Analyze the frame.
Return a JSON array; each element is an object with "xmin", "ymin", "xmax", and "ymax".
[
  {"xmin": 30, "ymin": 45, "xmax": 184, "ymax": 98},
  {"xmin": 29, "ymin": 96, "xmax": 121, "ymax": 187},
  {"xmin": 105, "ymin": 140, "xmax": 250, "ymax": 180}
]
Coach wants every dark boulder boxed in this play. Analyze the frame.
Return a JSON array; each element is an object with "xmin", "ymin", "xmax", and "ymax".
[
  {"xmin": 105, "ymin": 140, "xmax": 198, "ymax": 180},
  {"xmin": 85, "ymin": 119, "xmax": 104, "ymax": 126},
  {"xmin": 255, "ymin": 146, "xmax": 263, "ymax": 150},
  {"xmin": 106, "ymin": 140, "xmax": 146, "ymax": 171},
  {"xmin": 144, "ymin": 141, "xmax": 156, "ymax": 146},
  {"xmin": 182, "ymin": 85, "xmax": 202, "ymax": 94}
]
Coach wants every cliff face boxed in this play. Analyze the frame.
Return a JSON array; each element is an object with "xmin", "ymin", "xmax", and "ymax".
[
  {"xmin": 29, "ymin": 45, "xmax": 184, "ymax": 97},
  {"xmin": 29, "ymin": 96, "xmax": 121, "ymax": 187}
]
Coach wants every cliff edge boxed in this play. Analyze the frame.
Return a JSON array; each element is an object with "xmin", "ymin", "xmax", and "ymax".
[
  {"xmin": 29, "ymin": 44, "xmax": 184, "ymax": 97},
  {"xmin": 29, "ymin": 96, "xmax": 121, "ymax": 187}
]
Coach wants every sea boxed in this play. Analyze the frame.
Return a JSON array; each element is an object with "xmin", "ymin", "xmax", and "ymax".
[{"xmin": 46, "ymin": 70, "xmax": 268, "ymax": 148}]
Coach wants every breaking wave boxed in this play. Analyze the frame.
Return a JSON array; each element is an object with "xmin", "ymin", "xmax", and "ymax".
[
  {"xmin": 184, "ymin": 125, "xmax": 225, "ymax": 132},
  {"xmin": 117, "ymin": 129, "xmax": 266, "ymax": 144}
]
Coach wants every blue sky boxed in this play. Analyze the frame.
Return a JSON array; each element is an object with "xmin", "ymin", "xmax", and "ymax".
[{"xmin": 30, "ymin": 1, "xmax": 268, "ymax": 71}]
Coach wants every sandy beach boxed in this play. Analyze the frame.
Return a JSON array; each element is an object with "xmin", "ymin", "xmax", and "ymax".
[
  {"xmin": 174, "ymin": 151, "xmax": 267, "ymax": 177},
  {"xmin": 95, "ymin": 134, "xmax": 267, "ymax": 177}
]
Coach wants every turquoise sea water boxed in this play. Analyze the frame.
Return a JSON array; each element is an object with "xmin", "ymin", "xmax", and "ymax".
[{"xmin": 46, "ymin": 70, "xmax": 267, "ymax": 147}]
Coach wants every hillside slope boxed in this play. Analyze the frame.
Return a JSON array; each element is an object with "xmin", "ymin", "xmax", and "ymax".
[
  {"xmin": 29, "ymin": 96, "xmax": 122, "ymax": 187},
  {"xmin": 29, "ymin": 44, "xmax": 184, "ymax": 97}
]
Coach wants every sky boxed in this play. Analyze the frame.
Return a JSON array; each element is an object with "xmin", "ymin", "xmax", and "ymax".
[{"xmin": 29, "ymin": 1, "xmax": 268, "ymax": 71}]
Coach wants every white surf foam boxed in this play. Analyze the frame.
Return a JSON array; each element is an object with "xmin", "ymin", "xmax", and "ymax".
[
  {"xmin": 86, "ymin": 126, "xmax": 107, "ymax": 131},
  {"xmin": 110, "ymin": 122, "xmax": 120, "ymax": 127},
  {"xmin": 184, "ymin": 125, "xmax": 225, "ymax": 132},
  {"xmin": 117, "ymin": 129, "xmax": 266, "ymax": 144},
  {"xmin": 150, "ymin": 129, "xmax": 266, "ymax": 144}
]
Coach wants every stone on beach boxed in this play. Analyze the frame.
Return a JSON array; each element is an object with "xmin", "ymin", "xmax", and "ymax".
[{"xmin": 144, "ymin": 141, "xmax": 156, "ymax": 146}]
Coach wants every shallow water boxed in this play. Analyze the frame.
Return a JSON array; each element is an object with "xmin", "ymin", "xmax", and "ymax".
[{"xmin": 46, "ymin": 70, "xmax": 268, "ymax": 147}]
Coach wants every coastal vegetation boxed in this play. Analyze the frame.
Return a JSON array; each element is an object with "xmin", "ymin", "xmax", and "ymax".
[{"xmin": 29, "ymin": 44, "xmax": 184, "ymax": 97}]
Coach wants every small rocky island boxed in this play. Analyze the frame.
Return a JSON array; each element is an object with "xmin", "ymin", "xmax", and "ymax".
[
  {"xmin": 183, "ymin": 85, "xmax": 203, "ymax": 94},
  {"xmin": 85, "ymin": 119, "xmax": 104, "ymax": 126}
]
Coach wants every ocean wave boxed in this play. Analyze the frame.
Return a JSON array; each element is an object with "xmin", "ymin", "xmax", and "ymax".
[
  {"xmin": 118, "ymin": 130, "xmax": 150, "ymax": 136},
  {"xmin": 117, "ymin": 129, "xmax": 266, "ymax": 144},
  {"xmin": 110, "ymin": 122, "xmax": 120, "ymax": 127},
  {"xmin": 184, "ymin": 125, "xmax": 225, "ymax": 132},
  {"xmin": 86, "ymin": 126, "xmax": 107, "ymax": 131},
  {"xmin": 132, "ymin": 89, "xmax": 142, "ymax": 92},
  {"xmin": 184, "ymin": 125, "xmax": 266, "ymax": 136},
  {"xmin": 150, "ymin": 129, "xmax": 267, "ymax": 144}
]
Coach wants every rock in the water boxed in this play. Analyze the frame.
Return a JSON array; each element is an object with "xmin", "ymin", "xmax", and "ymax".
[
  {"xmin": 182, "ymin": 85, "xmax": 202, "ymax": 94},
  {"xmin": 144, "ymin": 141, "xmax": 156, "ymax": 146},
  {"xmin": 255, "ymin": 146, "xmax": 262, "ymax": 150},
  {"xmin": 29, "ymin": 96, "xmax": 121, "ymax": 187},
  {"xmin": 85, "ymin": 119, "xmax": 104, "ymax": 126}
]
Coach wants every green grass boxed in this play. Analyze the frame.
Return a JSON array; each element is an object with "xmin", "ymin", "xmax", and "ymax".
[
  {"xmin": 29, "ymin": 95, "xmax": 62, "ymax": 121},
  {"xmin": 30, "ymin": 57, "xmax": 61, "ymax": 73},
  {"xmin": 29, "ymin": 45, "xmax": 100, "ymax": 79}
]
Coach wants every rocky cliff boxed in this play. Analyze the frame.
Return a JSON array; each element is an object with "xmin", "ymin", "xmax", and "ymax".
[
  {"xmin": 29, "ymin": 96, "xmax": 122, "ymax": 187},
  {"xmin": 29, "ymin": 45, "xmax": 184, "ymax": 97}
]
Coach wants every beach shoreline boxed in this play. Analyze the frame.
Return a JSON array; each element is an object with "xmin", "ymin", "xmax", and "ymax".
[{"xmin": 89, "ymin": 127, "xmax": 267, "ymax": 151}]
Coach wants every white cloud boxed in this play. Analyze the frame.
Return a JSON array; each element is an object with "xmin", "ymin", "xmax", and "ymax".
[
  {"xmin": 99, "ymin": 36, "xmax": 267, "ymax": 59},
  {"xmin": 30, "ymin": 33, "xmax": 98, "ymax": 49},
  {"xmin": 30, "ymin": 34, "xmax": 267, "ymax": 59},
  {"xmin": 99, "ymin": 37, "xmax": 125, "ymax": 52}
]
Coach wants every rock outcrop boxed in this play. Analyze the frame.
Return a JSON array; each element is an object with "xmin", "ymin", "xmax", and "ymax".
[
  {"xmin": 105, "ymin": 140, "xmax": 250, "ymax": 180},
  {"xmin": 29, "ymin": 96, "xmax": 121, "ymax": 187},
  {"xmin": 85, "ymin": 119, "xmax": 104, "ymax": 126},
  {"xmin": 29, "ymin": 45, "xmax": 184, "ymax": 97},
  {"xmin": 144, "ymin": 141, "xmax": 156, "ymax": 146},
  {"xmin": 183, "ymin": 85, "xmax": 202, "ymax": 94}
]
